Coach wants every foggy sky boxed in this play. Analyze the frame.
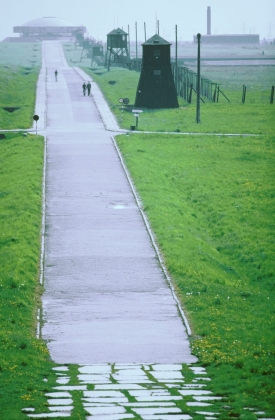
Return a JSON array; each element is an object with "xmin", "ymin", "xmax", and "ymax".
[{"xmin": 1, "ymin": 0, "xmax": 274, "ymax": 42}]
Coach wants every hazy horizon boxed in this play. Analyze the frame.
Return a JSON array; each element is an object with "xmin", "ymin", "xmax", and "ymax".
[{"xmin": 1, "ymin": 0, "xmax": 274, "ymax": 43}]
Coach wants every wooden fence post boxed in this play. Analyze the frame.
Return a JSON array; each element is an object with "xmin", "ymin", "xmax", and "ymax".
[
  {"xmin": 242, "ymin": 85, "xmax": 246, "ymax": 103},
  {"xmin": 270, "ymin": 86, "xmax": 274, "ymax": 104}
]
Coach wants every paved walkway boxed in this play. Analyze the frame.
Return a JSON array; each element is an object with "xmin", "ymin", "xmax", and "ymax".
[{"xmin": 40, "ymin": 41, "xmax": 196, "ymax": 365}]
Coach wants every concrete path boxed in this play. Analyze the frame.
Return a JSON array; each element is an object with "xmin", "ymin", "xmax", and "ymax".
[{"xmin": 41, "ymin": 41, "xmax": 196, "ymax": 364}]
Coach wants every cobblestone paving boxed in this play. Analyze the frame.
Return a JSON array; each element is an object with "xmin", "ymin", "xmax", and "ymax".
[{"xmin": 22, "ymin": 363, "xmax": 272, "ymax": 420}]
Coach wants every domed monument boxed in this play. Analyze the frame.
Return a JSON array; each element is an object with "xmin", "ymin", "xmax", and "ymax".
[{"xmin": 11, "ymin": 16, "xmax": 85, "ymax": 41}]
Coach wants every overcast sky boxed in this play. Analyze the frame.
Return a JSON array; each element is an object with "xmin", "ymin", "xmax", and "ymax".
[{"xmin": 1, "ymin": 0, "xmax": 274, "ymax": 42}]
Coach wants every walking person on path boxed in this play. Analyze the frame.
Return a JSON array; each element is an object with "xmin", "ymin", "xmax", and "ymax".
[
  {"xmin": 82, "ymin": 82, "xmax": 87, "ymax": 96},
  {"xmin": 54, "ymin": 70, "xmax": 58, "ymax": 81},
  {"xmin": 87, "ymin": 81, "xmax": 91, "ymax": 96}
]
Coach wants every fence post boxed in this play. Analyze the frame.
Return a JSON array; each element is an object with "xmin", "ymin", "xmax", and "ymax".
[
  {"xmin": 270, "ymin": 86, "xmax": 274, "ymax": 104},
  {"xmin": 242, "ymin": 85, "xmax": 246, "ymax": 103},
  {"xmin": 188, "ymin": 83, "xmax": 193, "ymax": 103}
]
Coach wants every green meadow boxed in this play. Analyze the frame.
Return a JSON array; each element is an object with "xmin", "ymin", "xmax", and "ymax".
[
  {"xmin": 116, "ymin": 133, "xmax": 275, "ymax": 416},
  {"xmin": 0, "ymin": 42, "xmax": 41, "ymax": 129}
]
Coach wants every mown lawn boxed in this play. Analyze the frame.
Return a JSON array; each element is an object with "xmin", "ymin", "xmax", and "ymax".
[
  {"xmin": 0, "ymin": 42, "xmax": 41, "ymax": 129},
  {"xmin": 0, "ymin": 133, "xmax": 58, "ymax": 419},
  {"xmin": 116, "ymin": 133, "xmax": 275, "ymax": 417}
]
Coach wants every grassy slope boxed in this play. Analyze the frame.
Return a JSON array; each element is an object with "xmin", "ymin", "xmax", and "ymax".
[
  {"xmin": 0, "ymin": 133, "xmax": 57, "ymax": 419},
  {"xmin": 0, "ymin": 42, "xmax": 41, "ymax": 129},
  {"xmin": 0, "ymin": 43, "xmax": 57, "ymax": 419},
  {"xmin": 116, "ymin": 133, "xmax": 275, "ymax": 417}
]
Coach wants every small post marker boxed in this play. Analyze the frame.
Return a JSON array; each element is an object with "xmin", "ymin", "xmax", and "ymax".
[
  {"xmin": 33, "ymin": 115, "xmax": 39, "ymax": 134},
  {"xmin": 196, "ymin": 33, "xmax": 201, "ymax": 123},
  {"xmin": 132, "ymin": 109, "xmax": 143, "ymax": 129}
]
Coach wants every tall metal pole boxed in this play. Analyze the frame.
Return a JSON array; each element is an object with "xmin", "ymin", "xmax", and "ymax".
[
  {"xmin": 157, "ymin": 20, "xmax": 159, "ymax": 35},
  {"xmin": 144, "ymin": 22, "xmax": 146, "ymax": 41},
  {"xmin": 135, "ymin": 22, "xmax": 138, "ymax": 71},
  {"xmin": 196, "ymin": 33, "xmax": 201, "ymax": 123},
  {"xmin": 128, "ymin": 24, "xmax": 131, "ymax": 58},
  {"xmin": 175, "ymin": 24, "xmax": 178, "ymax": 93}
]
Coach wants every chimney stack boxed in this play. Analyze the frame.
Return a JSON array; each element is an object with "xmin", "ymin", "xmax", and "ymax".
[{"xmin": 207, "ymin": 6, "xmax": 211, "ymax": 35}]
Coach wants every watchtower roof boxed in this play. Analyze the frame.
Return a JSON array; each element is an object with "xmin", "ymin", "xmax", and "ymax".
[
  {"xmin": 107, "ymin": 28, "xmax": 128, "ymax": 36},
  {"xmin": 142, "ymin": 34, "xmax": 171, "ymax": 46}
]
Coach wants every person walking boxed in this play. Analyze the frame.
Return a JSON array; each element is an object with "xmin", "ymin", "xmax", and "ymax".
[
  {"xmin": 55, "ymin": 70, "xmax": 58, "ymax": 81},
  {"xmin": 82, "ymin": 82, "xmax": 87, "ymax": 96},
  {"xmin": 87, "ymin": 81, "xmax": 91, "ymax": 96}
]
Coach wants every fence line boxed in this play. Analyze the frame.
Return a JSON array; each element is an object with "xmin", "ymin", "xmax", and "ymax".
[{"xmin": 171, "ymin": 63, "xmax": 217, "ymax": 103}]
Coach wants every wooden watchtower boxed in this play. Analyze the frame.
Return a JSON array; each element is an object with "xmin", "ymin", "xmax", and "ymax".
[
  {"xmin": 135, "ymin": 34, "xmax": 178, "ymax": 108},
  {"xmin": 105, "ymin": 28, "xmax": 131, "ymax": 71}
]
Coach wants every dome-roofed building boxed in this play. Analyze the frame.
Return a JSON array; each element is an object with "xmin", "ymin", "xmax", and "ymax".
[{"xmin": 11, "ymin": 16, "xmax": 85, "ymax": 41}]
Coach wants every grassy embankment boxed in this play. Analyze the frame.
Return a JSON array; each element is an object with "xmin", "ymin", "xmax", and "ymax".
[
  {"xmin": 0, "ymin": 43, "xmax": 57, "ymax": 420},
  {"xmin": 0, "ymin": 43, "xmax": 41, "ymax": 129},
  {"xmin": 64, "ymin": 43, "xmax": 275, "ymax": 417}
]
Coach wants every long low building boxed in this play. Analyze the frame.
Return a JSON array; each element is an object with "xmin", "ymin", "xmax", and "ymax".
[
  {"xmin": 193, "ymin": 34, "xmax": 259, "ymax": 44},
  {"xmin": 11, "ymin": 16, "xmax": 85, "ymax": 41}
]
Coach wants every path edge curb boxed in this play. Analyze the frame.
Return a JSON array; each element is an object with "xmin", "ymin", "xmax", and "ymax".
[{"xmin": 111, "ymin": 134, "xmax": 193, "ymax": 337}]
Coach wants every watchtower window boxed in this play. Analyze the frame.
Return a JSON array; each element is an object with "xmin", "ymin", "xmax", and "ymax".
[
  {"xmin": 122, "ymin": 35, "xmax": 126, "ymax": 41},
  {"xmin": 154, "ymin": 70, "xmax": 161, "ymax": 76},
  {"xmin": 154, "ymin": 49, "xmax": 161, "ymax": 57}
]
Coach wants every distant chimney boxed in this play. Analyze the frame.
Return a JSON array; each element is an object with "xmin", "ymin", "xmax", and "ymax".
[{"xmin": 207, "ymin": 6, "xmax": 211, "ymax": 35}]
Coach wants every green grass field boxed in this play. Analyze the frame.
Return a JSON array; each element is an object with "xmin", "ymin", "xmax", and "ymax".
[
  {"xmin": 0, "ymin": 132, "xmax": 58, "ymax": 419},
  {"xmin": 0, "ymin": 42, "xmax": 41, "ymax": 129},
  {"xmin": 116, "ymin": 133, "xmax": 275, "ymax": 416}
]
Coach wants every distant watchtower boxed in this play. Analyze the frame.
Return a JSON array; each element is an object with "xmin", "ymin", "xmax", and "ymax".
[
  {"xmin": 135, "ymin": 34, "xmax": 178, "ymax": 108},
  {"xmin": 106, "ymin": 28, "xmax": 131, "ymax": 71}
]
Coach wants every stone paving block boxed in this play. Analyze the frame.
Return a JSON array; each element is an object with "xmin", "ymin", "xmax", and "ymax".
[
  {"xmin": 84, "ymin": 405, "xmax": 126, "ymax": 415},
  {"xmin": 83, "ymin": 390, "xmax": 126, "ymax": 398},
  {"xmin": 151, "ymin": 371, "xmax": 184, "ymax": 381},
  {"xmin": 123, "ymin": 402, "xmax": 176, "ymax": 407},
  {"xmin": 53, "ymin": 385, "xmax": 87, "ymax": 390},
  {"xmin": 94, "ymin": 384, "xmax": 144, "ymax": 390},
  {"xmin": 56, "ymin": 377, "xmax": 70, "ymax": 384},
  {"xmin": 52, "ymin": 366, "xmax": 69, "ymax": 371},
  {"xmin": 48, "ymin": 406, "xmax": 74, "ymax": 411},
  {"xmin": 194, "ymin": 396, "xmax": 222, "ymax": 401},
  {"xmin": 136, "ymin": 396, "xmax": 183, "ymax": 402},
  {"xmin": 79, "ymin": 364, "xmax": 111, "ymax": 373},
  {"xmin": 27, "ymin": 413, "xmax": 70, "ymax": 418},
  {"xmin": 152, "ymin": 364, "xmax": 183, "ymax": 371},
  {"xmin": 132, "ymin": 406, "xmax": 183, "ymax": 415},
  {"xmin": 179, "ymin": 390, "xmax": 212, "ymax": 396},
  {"xmin": 47, "ymin": 398, "xmax": 73, "ymax": 405},
  {"xmin": 129, "ymin": 390, "xmax": 171, "ymax": 397},
  {"xmin": 142, "ymin": 416, "xmax": 192, "ymax": 420},
  {"xmin": 46, "ymin": 392, "xmax": 71, "ymax": 398},
  {"xmin": 77, "ymin": 373, "xmax": 111, "ymax": 383},
  {"xmin": 196, "ymin": 411, "xmax": 219, "ymax": 416},
  {"xmin": 83, "ymin": 397, "xmax": 128, "ymax": 403},
  {"xmin": 86, "ymin": 415, "xmax": 134, "ymax": 420}
]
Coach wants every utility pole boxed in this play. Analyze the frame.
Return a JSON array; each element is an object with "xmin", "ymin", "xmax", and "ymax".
[
  {"xmin": 135, "ymin": 22, "xmax": 138, "ymax": 71},
  {"xmin": 175, "ymin": 24, "xmax": 178, "ymax": 93},
  {"xmin": 144, "ymin": 22, "xmax": 146, "ymax": 41},
  {"xmin": 128, "ymin": 24, "xmax": 130, "ymax": 59},
  {"xmin": 196, "ymin": 33, "xmax": 201, "ymax": 123}
]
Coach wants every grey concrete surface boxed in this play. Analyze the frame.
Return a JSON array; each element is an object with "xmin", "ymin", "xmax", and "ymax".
[{"xmin": 41, "ymin": 41, "xmax": 196, "ymax": 364}]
